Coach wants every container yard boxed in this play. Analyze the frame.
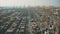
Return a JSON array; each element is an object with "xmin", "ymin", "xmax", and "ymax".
[{"xmin": 0, "ymin": 7, "xmax": 60, "ymax": 34}]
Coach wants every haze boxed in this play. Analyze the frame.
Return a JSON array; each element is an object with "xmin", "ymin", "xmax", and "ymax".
[{"xmin": 0, "ymin": 0, "xmax": 60, "ymax": 7}]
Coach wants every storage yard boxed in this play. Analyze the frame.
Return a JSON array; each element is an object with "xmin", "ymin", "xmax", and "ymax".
[{"xmin": 0, "ymin": 7, "xmax": 60, "ymax": 34}]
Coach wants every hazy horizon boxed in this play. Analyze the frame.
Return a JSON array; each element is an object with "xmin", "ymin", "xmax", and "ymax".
[{"xmin": 0, "ymin": 0, "xmax": 60, "ymax": 7}]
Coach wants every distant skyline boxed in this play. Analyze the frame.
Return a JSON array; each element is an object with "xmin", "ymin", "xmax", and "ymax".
[{"xmin": 0, "ymin": 0, "xmax": 60, "ymax": 7}]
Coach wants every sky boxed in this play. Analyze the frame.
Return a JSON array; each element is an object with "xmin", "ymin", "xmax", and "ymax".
[{"xmin": 0, "ymin": 0, "xmax": 60, "ymax": 7}]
